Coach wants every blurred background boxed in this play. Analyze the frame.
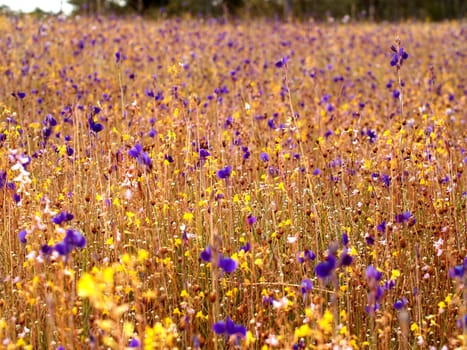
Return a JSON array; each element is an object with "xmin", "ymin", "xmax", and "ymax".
[{"xmin": 0, "ymin": 0, "xmax": 465, "ymax": 21}]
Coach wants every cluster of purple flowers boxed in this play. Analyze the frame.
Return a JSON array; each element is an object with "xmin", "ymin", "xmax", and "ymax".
[
  {"xmin": 39, "ymin": 228, "xmax": 86, "ymax": 257},
  {"xmin": 200, "ymin": 245, "xmax": 238, "ymax": 273},
  {"xmin": 314, "ymin": 233, "xmax": 353, "ymax": 279},
  {"xmin": 395, "ymin": 210, "xmax": 416, "ymax": 225},
  {"xmin": 212, "ymin": 317, "xmax": 246, "ymax": 339},
  {"xmin": 217, "ymin": 165, "xmax": 232, "ymax": 179},
  {"xmin": 365, "ymin": 265, "xmax": 384, "ymax": 314},
  {"xmin": 390, "ymin": 46, "xmax": 409, "ymax": 67},
  {"xmin": 128, "ymin": 143, "xmax": 152, "ymax": 168},
  {"xmin": 20, "ymin": 211, "xmax": 87, "ymax": 258}
]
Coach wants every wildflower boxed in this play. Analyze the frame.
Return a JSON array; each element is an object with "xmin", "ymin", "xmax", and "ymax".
[
  {"xmin": 342, "ymin": 233, "xmax": 349, "ymax": 247},
  {"xmin": 390, "ymin": 46, "xmax": 409, "ymax": 67},
  {"xmin": 199, "ymin": 148, "xmax": 210, "ymax": 160},
  {"xmin": 366, "ymin": 129, "xmax": 377, "ymax": 143},
  {"xmin": 0, "ymin": 170, "xmax": 7, "ymax": 189},
  {"xmin": 381, "ymin": 174, "xmax": 391, "ymax": 187},
  {"xmin": 260, "ymin": 152, "xmax": 269, "ymax": 162},
  {"xmin": 40, "ymin": 244, "xmax": 54, "ymax": 255},
  {"xmin": 300, "ymin": 279, "xmax": 313, "ymax": 294},
  {"xmin": 14, "ymin": 91, "xmax": 26, "ymax": 99},
  {"xmin": 55, "ymin": 229, "xmax": 86, "ymax": 256},
  {"xmin": 275, "ymin": 56, "xmax": 288, "ymax": 68},
  {"xmin": 315, "ymin": 254, "xmax": 336, "ymax": 279},
  {"xmin": 239, "ymin": 242, "xmax": 251, "ymax": 252},
  {"xmin": 365, "ymin": 235, "xmax": 375, "ymax": 245},
  {"xmin": 218, "ymin": 257, "xmax": 238, "ymax": 273},
  {"xmin": 366, "ymin": 265, "xmax": 383, "ymax": 281},
  {"xmin": 247, "ymin": 215, "xmax": 256, "ymax": 226},
  {"xmin": 217, "ymin": 165, "xmax": 232, "ymax": 179},
  {"xmin": 128, "ymin": 143, "xmax": 152, "ymax": 168},
  {"xmin": 339, "ymin": 249, "xmax": 353, "ymax": 267},
  {"xmin": 88, "ymin": 117, "xmax": 103, "ymax": 133},
  {"xmin": 213, "ymin": 317, "xmax": 246, "ymax": 338},
  {"xmin": 52, "ymin": 211, "xmax": 74, "ymax": 225},
  {"xmin": 394, "ymin": 297, "xmax": 408, "ymax": 310},
  {"xmin": 297, "ymin": 249, "xmax": 315, "ymax": 263},
  {"xmin": 366, "ymin": 265, "xmax": 384, "ymax": 315},
  {"xmin": 377, "ymin": 220, "xmax": 386, "ymax": 233},
  {"xmin": 200, "ymin": 246, "xmax": 212, "ymax": 262},
  {"xmin": 128, "ymin": 338, "xmax": 140, "ymax": 348},
  {"xmin": 18, "ymin": 230, "xmax": 27, "ymax": 244},
  {"xmin": 448, "ymin": 260, "xmax": 465, "ymax": 279},
  {"xmin": 393, "ymin": 89, "xmax": 400, "ymax": 99},
  {"xmin": 395, "ymin": 211, "xmax": 415, "ymax": 224}
]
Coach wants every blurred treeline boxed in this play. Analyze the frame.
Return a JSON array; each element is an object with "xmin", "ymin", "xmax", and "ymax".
[{"xmin": 69, "ymin": 0, "xmax": 465, "ymax": 21}]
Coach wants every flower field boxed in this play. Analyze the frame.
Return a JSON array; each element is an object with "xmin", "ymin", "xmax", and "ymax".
[{"xmin": 0, "ymin": 15, "xmax": 466, "ymax": 349}]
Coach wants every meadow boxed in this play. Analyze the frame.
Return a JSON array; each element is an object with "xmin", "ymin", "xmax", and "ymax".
[{"xmin": 0, "ymin": 14, "xmax": 466, "ymax": 349}]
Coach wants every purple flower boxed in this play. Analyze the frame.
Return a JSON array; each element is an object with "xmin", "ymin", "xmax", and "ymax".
[
  {"xmin": 13, "ymin": 193, "xmax": 21, "ymax": 203},
  {"xmin": 128, "ymin": 144, "xmax": 152, "ymax": 168},
  {"xmin": 217, "ymin": 165, "xmax": 232, "ymax": 179},
  {"xmin": 389, "ymin": 47, "xmax": 408, "ymax": 67},
  {"xmin": 247, "ymin": 215, "xmax": 257, "ymax": 226},
  {"xmin": 399, "ymin": 48, "xmax": 409, "ymax": 60},
  {"xmin": 260, "ymin": 152, "xmax": 269, "ymax": 162},
  {"xmin": 218, "ymin": 257, "xmax": 238, "ymax": 273},
  {"xmin": 199, "ymin": 148, "xmax": 210, "ymax": 159},
  {"xmin": 366, "ymin": 265, "xmax": 382, "ymax": 281},
  {"xmin": 239, "ymin": 242, "xmax": 251, "ymax": 252},
  {"xmin": 449, "ymin": 264, "xmax": 465, "ymax": 279},
  {"xmin": 393, "ymin": 297, "xmax": 408, "ymax": 310},
  {"xmin": 18, "ymin": 230, "xmax": 27, "ymax": 244},
  {"xmin": 315, "ymin": 255, "xmax": 336, "ymax": 279},
  {"xmin": 384, "ymin": 279, "xmax": 396, "ymax": 290},
  {"xmin": 52, "ymin": 211, "xmax": 74, "ymax": 225},
  {"xmin": 365, "ymin": 235, "xmax": 375, "ymax": 245},
  {"xmin": 55, "ymin": 229, "xmax": 86, "ymax": 256},
  {"xmin": 339, "ymin": 249, "xmax": 353, "ymax": 267},
  {"xmin": 377, "ymin": 220, "xmax": 386, "ymax": 233},
  {"xmin": 0, "ymin": 171, "xmax": 5, "ymax": 189},
  {"xmin": 300, "ymin": 279, "xmax": 313, "ymax": 294},
  {"xmin": 40, "ymin": 245, "xmax": 53, "ymax": 255},
  {"xmin": 366, "ymin": 129, "xmax": 377, "ymax": 143},
  {"xmin": 297, "ymin": 249, "xmax": 316, "ymax": 263},
  {"xmin": 381, "ymin": 174, "xmax": 391, "ymax": 187},
  {"xmin": 67, "ymin": 229, "xmax": 86, "ymax": 248},
  {"xmin": 395, "ymin": 211, "xmax": 414, "ymax": 224},
  {"xmin": 88, "ymin": 117, "xmax": 104, "ymax": 133},
  {"xmin": 393, "ymin": 90, "xmax": 400, "ymax": 99},
  {"xmin": 342, "ymin": 233, "xmax": 349, "ymax": 246},
  {"xmin": 128, "ymin": 143, "xmax": 143, "ymax": 158},
  {"xmin": 200, "ymin": 246, "xmax": 212, "ymax": 262},
  {"xmin": 128, "ymin": 338, "xmax": 140, "ymax": 348},
  {"xmin": 213, "ymin": 317, "xmax": 246, "ymax": 338},
  {"xmin": 275, "ymin": 56, "xmax": 288, "ymax": 68}
]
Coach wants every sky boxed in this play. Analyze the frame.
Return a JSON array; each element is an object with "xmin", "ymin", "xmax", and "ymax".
[{"xmin": 0, "ymin": 0, "xmax": 74, "ymax": 14}]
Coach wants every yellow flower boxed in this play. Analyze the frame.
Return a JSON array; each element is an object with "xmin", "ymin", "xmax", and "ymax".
[
  {"xmin": 295, "ymin": 324, "xmax": 313, "ymax": 338},
  {"xmin": 318, "ymin": 309, "xmax": 334, "ymax": 334}
]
